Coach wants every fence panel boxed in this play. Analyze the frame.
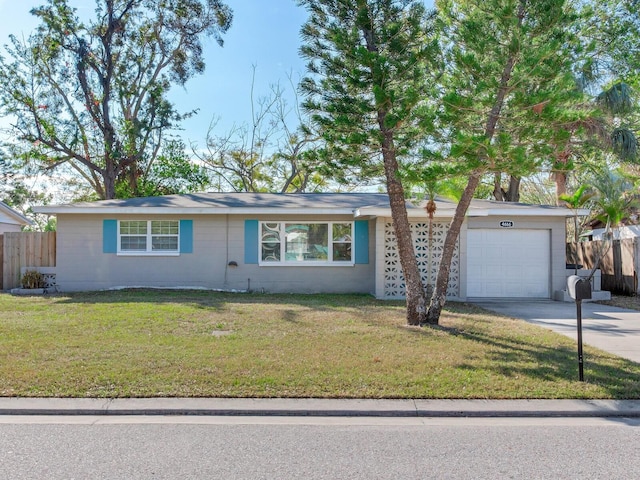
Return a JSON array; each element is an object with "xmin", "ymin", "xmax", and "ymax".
[
  {"xmin": 567, "ymin": 239, "xmax": 637, "ymax": 295},
  {"xmin": 636, "ymin": 241, "xmax": 640, "ymax": 294},
  {"xmin": 2, "ymin": 232, "xmax": 56, "ymax": 290},
  {"xmin": 0, "ymin": 235, "xmax": 3, "ymax": 290}
]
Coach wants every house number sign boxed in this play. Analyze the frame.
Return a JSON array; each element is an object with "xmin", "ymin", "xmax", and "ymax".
[{"xmin": 499, "ymin": 220, "xmax": 514, "ymax": 228}]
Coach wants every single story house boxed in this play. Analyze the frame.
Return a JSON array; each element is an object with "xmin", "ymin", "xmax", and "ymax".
[
  {"xmin": 0, "ymin": 201, "xmax": 32, "ymax": 233},
  {"xmin": 34, "ymin": 192, "xmax": 577, "ymax": 300}
]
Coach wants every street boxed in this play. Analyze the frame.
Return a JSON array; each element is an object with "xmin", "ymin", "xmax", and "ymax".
[{"xmin": 1, "ymin": 416, "xmax": 639, "ymax": 479}]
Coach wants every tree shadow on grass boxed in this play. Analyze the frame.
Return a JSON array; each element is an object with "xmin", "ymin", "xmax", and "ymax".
[
  {"xmin": 402, "ymin": 312, "xmax": 640, "ymax": 399},
  {"xmin": 47, "ymin": 289, "xmax": 400, "ymax": 311},
  {"xmin": 36, "ymin": 292, "xmax": 640, "ymax": 396},
  {"xmin": 10, "ymin": 291, "xmax": 640, "ymax": 398}
]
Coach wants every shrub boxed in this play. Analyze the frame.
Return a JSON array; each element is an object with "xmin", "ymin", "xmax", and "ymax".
[{"xmin": 21, "ymin": 270, "xmax": 45, "ymax": 289}]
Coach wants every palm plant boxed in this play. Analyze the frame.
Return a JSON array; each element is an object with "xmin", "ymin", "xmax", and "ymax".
[
  {"xmin": 597, "ymin": 82, "xmax": 638, "ymax": 163},
  {"xmin": 559, "ymin": 184, "xmax": 596, "ymax": 275},
  {"xmin": 591, "ymin": 169, "xmax": 639, "ymax": 239},
  {"xmin": 550, "ymin": 81, "xmax": 638, "ymax": 205},
  {"xmin": 584, "ymin": 169, "xmax": 640, "ymax": 290}
]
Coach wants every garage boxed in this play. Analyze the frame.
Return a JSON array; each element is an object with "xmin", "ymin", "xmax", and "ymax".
[{"xmin": 466, "ymin": 229, "xmax": 550, "ymax": 298}]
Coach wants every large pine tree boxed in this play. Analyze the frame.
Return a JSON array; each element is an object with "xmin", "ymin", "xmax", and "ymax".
[
  {"xmin": 298, "ymin": 0, "xmax": 439, "ymax": 325},
  {"xmin": 425, "ymin": 0, "xmax": 584, "ymax": 323}
]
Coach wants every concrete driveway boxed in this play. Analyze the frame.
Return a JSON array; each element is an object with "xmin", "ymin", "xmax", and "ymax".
[{"xmin": 473, "ymin": 300, "xmax": 640, "ymax": 364}]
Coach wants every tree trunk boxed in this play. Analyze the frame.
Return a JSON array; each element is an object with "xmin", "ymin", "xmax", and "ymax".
[
  {"xmin": 493, "ymin": 174, "xmax": 520, "ymax": 202},
  {"xmin": 555, "ymin": 170, "xmax": 567, "ymax": 205},
  {"xmin": 493, "ymin": 173, "xmax": 505, "ymax": 201},
  {"xmin": 356, "ymin": 8, "xmax": 427, "ymax": 324},
  {"xmin": 426, "ymin": 171, "xmax": 482, "ymax": 324},
  {"xmin": 427, "ymin": 213, "xmax": 434, "ymax": 297},
  {"xmin": 426, "ymin": 0, "xmax": 526, "ymax": 325},
  {"xmin": 506, "ymin": 175, "xmax": 520, "ymax": 202},
  {"xmin": 380, "ymin": 125, "xmax": 426, "ymax": 326},
  {"xmin": 103, "ymin": 158, "xmax": 118, "ymax": 200}
]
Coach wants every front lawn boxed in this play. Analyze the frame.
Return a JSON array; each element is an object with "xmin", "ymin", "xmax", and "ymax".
[{"xmin": 1, "ymin": 290, "xmax": 639, "ymax": 399}]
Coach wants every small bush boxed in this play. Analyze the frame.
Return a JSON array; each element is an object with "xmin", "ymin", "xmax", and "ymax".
[{"xmin": 21, "ymin": 270, "xmax": 45, "ymax": 289}]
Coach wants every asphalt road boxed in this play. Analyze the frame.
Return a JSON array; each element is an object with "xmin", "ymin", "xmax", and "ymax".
[{"xmin": 1, "ymin": 416, "xmax": 639, "ymax": 479}]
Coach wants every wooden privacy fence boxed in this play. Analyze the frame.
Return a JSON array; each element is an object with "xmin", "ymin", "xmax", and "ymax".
[
  {"xmin": 567, "ymin": 239, "xmax": 639, "ymax": 295},
  {"xmin": 1, "ymin": 232, "xmax": 56, "ymax": 290}
]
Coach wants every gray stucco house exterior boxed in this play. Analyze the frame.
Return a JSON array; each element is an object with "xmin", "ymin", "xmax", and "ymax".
[{"xmin": 34, "ymin": 192, "xmax": 575, "ymax": 300}]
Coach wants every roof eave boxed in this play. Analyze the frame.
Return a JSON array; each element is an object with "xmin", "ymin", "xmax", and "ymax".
[
  {"xmin": 0, "ymin": 203, "xmax": 33, "ymax": 225},
  {"xmin": 481, "ymin": 207, "xmax": 590, "ymax": 217},
  {"xmin": 355, "ymin": 207, "xmax": 489, "ymax": 218},
  {"xmin": 32, "ymin": 206, "xmax": 360, "ymax": 216},
  {"xmin": 355, "ymin": 206, "xmax": 588, "ymax": 218}
]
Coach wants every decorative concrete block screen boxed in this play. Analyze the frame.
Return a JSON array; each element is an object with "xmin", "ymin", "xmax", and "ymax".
[
  {"xmin": 41, "ymin": 268, "xmax": 57, "ymax": 290},
  {"xmin": 384, "ymin": 222, "xmax": 459, "ymax": 298}
]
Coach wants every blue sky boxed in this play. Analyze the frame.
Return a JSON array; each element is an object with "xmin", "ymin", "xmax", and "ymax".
[
  {"xmin": 0, "ymin": 0, "xmax": 309, "ymax": 146},
  {"xmin": 0, "ymin": 1, "xmax": 436, "ymax": 150}
]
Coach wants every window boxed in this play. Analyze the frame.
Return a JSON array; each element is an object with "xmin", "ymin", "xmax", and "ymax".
[
  {"xmin": 332, "ymin": 223, "xmax": 352, "ymax": 261},
  {"xmin": 260, "ymin": 222, "xmax": 352, "ymax": 264},
  {"xmin": 119, "ymin": 220, "xmax": 179, "ymax": 254}
]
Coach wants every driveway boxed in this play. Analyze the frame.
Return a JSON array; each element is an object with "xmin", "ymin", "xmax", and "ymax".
[{"xmin": 473, "ymin": 300, "xmax": 640, "ymax": 364}]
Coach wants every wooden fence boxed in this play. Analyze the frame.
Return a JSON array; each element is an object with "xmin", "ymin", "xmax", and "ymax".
[
  {"xmin": 0, "ymin": 235, "xmax": 3, "ymax": 290},
  {"xmin": 2, "ymin": 232, "xmax": 56, "ymax": 290},
  {"xmin": 567, "ymin": 239, "xmax": 639, "ymax": 295}
]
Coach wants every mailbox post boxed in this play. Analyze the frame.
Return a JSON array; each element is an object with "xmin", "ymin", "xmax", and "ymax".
[{"xmin": 567, "ymin": 275, "xmax": 592, "ymax": 382}]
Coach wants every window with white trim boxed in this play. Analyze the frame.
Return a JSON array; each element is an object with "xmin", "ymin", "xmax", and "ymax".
[
  {"xmin": 260, "ymin": 222, "xmax": 353, "ymax": 264},
  {"xmin": 119, "ymin": 220, "xmax": 179, "ymax": 254}
]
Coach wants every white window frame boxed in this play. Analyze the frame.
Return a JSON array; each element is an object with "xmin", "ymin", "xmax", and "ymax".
[
  {"xmin": 117, "ymin": 220, "xmax": 180, "ymax": 256},
  {"xmin": 258, "ymin": 221, "xmax": 354, "ymax": 266}
]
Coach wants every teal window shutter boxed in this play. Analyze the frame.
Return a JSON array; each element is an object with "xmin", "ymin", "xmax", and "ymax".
[
  {"xmin": 103, "ymin": 219, "xmax": 117, "ymax": 253},
  {"xmin": 354, "ymin": 220, "xmax": 369, "ymax": 264},
  {"xmin": 245, "ymin": 220, "xmax": 259, "ymax": 264},
  {"xmin": 180, "ymin": 220, "xmax": 193, "ymax": 253}
]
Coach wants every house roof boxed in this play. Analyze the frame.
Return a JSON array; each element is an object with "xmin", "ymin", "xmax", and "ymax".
[
  {"xmin": 0, "ymin": 201, "xmax": 33, "ymax": 226},
  {"xmin": 33, "ymin": 192, "xmax": 580, "ymax": 218},
  {"xmin": 34, "ymin": 192, "xmax": 391, "ymax": 215},
  {"xmin": 357, "ymin": 196, "xmax": 588, "ymax": 218}
]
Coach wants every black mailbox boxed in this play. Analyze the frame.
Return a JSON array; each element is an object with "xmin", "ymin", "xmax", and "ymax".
[{"xmin": 567, "ymin": 275, "xmax": 592, "ymax": 301}]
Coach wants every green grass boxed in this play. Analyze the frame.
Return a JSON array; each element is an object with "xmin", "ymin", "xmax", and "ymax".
[{"xmin": 1, "ymin": 290, "xmax": 639, "ymax": 399}]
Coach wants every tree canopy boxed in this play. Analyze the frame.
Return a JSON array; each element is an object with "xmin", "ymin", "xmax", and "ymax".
[
  {"xmin": 298, "ymin": 0, "xmax": 440, "ymax": 325},
  {"xmin": 0, "ymin": 0, "xmax": 232, "ymax": 200},
  {"xmin": 422, "ymin": 0, "xmax": 587, "ymax": 322}
]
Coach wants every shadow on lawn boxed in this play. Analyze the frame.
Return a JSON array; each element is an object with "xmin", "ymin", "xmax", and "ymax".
[
  {"xmin": 48, "ymin": 289, "xmax": 403, "ymax": 310},
  {"xmin": 43, "ymin": 291, "xmax": 640, "ymax": 397},
  {"xmin": 406, "ymin": 318, "xmax": 640, "ymax": 398}
]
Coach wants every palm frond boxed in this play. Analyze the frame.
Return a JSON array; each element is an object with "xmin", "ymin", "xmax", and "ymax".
[
  {"xmin": 597, "ymin": 82, "xmax": 634, "ymax": 115},
  {"xmin": 612, "ymin": 127, "xmax": 638, "ymax": 162},
  {"xmin": 559, "ymin": 184, "xmax": 595, "ymax": 209}
]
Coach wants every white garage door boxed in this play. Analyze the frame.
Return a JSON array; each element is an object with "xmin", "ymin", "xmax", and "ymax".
[{"xmin": 467, "ymin": 229, "xmax": 550, "ymax": 298}]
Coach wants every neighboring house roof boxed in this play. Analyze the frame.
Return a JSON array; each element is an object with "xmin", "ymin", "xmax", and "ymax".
[
  {"xmin": 0, "ymin": 201, "xmax": 33, "ymax": 226},
  {"xmin": 33, "ymin": 192, "xmax": 580, "ymax": 218},
  {"xmin": 587, "ymin": 211, "xmax": 639, "ymax": 231},
  {"xmin": 590, "ymin": 225, "xmax": 640, "ymax": 240}
]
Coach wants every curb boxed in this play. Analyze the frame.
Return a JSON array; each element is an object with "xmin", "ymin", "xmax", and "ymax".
[{"xmin": 1, "ymin": 398, "xmax": 640, "ymax": 418}]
